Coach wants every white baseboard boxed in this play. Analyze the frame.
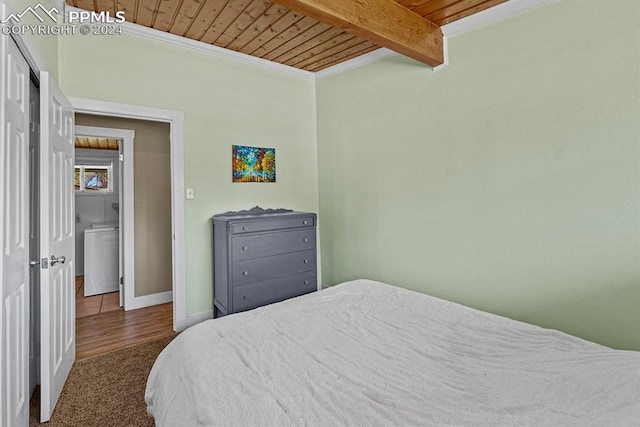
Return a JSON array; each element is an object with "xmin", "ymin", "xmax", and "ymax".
[
  {"xmin": 125, "ymin": 290, "xmax": 172, "ymax": 311},
  {"xmin": 186, "ymin": 310, "xmax": 214, "ymax": 329}
]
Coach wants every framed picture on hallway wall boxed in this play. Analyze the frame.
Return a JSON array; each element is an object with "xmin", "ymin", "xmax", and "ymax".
[{"xmin": 232, "ymin": 145, "xmax": 276, "ymax": 183}]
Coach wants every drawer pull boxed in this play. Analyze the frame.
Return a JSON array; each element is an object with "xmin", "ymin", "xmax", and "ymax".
[
  {"xmin": 303, "ymin": 220, "xmax": 308, "ymax": 225},
  {"xmin": 303, "ymin": 238, "xmax": 308, "ymax": 242},
  {"xmin": 243, "ymin": 271, "xmax": 249, "ymax": 276},
  {"xmin": 242, "ymin": 246, "xmax": 249, "ymax": 251},
  {"xmin": 304, "ymin": 280, "xmax": 309, "ymax": 285},
  {"xmin": 303, "ymin": 259, "xmax": 309, "ymax": 264},
  {"xmin": 242, "ymin": 226, "xmax": 247, "ymax": 231}
]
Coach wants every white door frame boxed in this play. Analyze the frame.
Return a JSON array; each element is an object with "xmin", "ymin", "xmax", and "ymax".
[
  {"xmin": 74, "ymin": 125, "xmax": 150, "ymax": 311},
  {"xmin": 70, "ymin": 98, "xmax": 186, "ymax": 331}
]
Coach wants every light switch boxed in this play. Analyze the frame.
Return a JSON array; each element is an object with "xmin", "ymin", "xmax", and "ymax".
[{"xmin": 186, "ymin": 188, "xmax": 194, "ymax": 200}]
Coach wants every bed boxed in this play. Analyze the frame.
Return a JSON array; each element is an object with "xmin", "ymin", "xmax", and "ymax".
[{"xmin": 145, "ymin": 279, "xmax": 640, "ymax": 426}]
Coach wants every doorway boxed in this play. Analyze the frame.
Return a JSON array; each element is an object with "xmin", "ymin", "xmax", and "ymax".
[
  {"xmin": 69, "ymin": 98, "xmax": 187, "ymax": 331},
  {"xmin": 73, "ymin": 126, "xmax": 131, "ymax": 318},
  {"xmin": 75, "ymin": 115, "xmax": 173, "ymax": 307},
  {"xmin": 72, "ymin": 117, "xmax": 174, "ymax": 360}
]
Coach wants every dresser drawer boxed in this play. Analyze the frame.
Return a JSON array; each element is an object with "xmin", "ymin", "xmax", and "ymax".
[
  {"xmin": 231, "ymin": 216, "xmax": 314, "ymax": 234},
  {"xmin": 232, "ymin": 249, "xmax": 315, "ymax": 286},
  {"xmin": 232, "ymin": 228, "xmax": 315, "ymax": 261},
  {"xmin": 232, "ymin": 272, "xmax": 316, "ymax": 313}
]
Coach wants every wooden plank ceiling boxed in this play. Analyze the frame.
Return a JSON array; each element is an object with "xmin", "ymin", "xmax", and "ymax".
[
  {"xmin": 67, "ymin": 0, "xmax": 506, "ymax": 71},
  {"xmin": 75, "ymin": 136, "xmax": 120, "ymax": 150}
]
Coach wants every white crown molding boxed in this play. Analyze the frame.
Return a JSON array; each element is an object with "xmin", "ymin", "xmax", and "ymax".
[
  {"xmin": 314, "ymin": 48, "xmax": 396, "ymax": 80},
  {"xmin": 315, "ymin": 0, "xmax": 559, "ymax": 78},
  {"xmin": 64, "ymin": 0, "xmax": 559, "ymax": 82},
  {"xmin": 441, "ymin": 0, "xmax": 560, "ymax": 38},
  {"xmin": 64, "ymin": 5, "xmax": 315, "ymax": 81}
]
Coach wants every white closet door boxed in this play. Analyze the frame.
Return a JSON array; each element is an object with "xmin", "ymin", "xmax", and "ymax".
[
  {"xmin": 39, "ymin": 71, "xmax": 75, "ymax": 423},
  {"xmin": 0, "ymin": 25, "xmax": 31, "ymax": 427}
]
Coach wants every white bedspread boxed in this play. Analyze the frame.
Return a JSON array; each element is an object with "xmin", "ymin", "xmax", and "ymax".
[{"xmin": 146, "ymin": 279, "xmax": 640, "ymax": 426}]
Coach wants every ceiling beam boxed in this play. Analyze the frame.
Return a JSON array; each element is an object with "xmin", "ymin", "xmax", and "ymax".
[{"xmin": 271, "ymin": 0, "xmax": 444, "ymax": 67}]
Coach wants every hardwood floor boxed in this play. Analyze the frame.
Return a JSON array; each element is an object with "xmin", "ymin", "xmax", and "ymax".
[
  {"xmin": 76, "ymin": 276, "xmax": 121, "ymax": 318},
  {"xmin": 75, "ymin": 276, "xmax": 174, "ymax": 360}
]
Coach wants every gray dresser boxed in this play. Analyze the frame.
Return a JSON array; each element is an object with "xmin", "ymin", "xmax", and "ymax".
[{"xmin": 212, "ymin": 207, "xmax": 317, "ymax": 317}]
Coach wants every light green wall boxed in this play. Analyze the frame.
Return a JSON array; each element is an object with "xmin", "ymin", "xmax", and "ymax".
[
  {"xmin": 57, "ymin": 32, "xmax": 318, "ymax": 315},
  {"xmin": 317, "ymin": 0, "xmax": 640, "ymax": 350},
  {"xmin": 31, "ymin": 29, "xmax": 58, "ymax": 80}
]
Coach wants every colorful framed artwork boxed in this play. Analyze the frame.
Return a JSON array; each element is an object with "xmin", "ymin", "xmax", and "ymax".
[{"xmin": 232, "ymin": 145, "xmax": 276, "ymax": 183}]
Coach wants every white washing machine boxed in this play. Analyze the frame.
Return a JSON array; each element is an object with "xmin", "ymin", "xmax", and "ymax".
[{"xmin": 84, "ymin": 223, "xmax": 119, "ymax": 297}]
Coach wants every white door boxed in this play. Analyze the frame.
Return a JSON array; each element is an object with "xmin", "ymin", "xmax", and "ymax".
[
  {"xmin": 0, "ymin": 32, "xmax": 31, "ymax": 427},
  {"xmin": 39, "ymin": 71, "xmax": 75, "ymax": 422}
]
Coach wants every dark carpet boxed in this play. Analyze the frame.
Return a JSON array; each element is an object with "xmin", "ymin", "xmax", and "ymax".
[{"xmin": 30, "ymin": 335, "xmax": 176, "ymax": 426}]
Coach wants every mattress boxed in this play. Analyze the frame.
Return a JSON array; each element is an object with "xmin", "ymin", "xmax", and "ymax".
[{"xmin": 145, "ymin": 279, "xmax": 640, "ymax": 426}]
